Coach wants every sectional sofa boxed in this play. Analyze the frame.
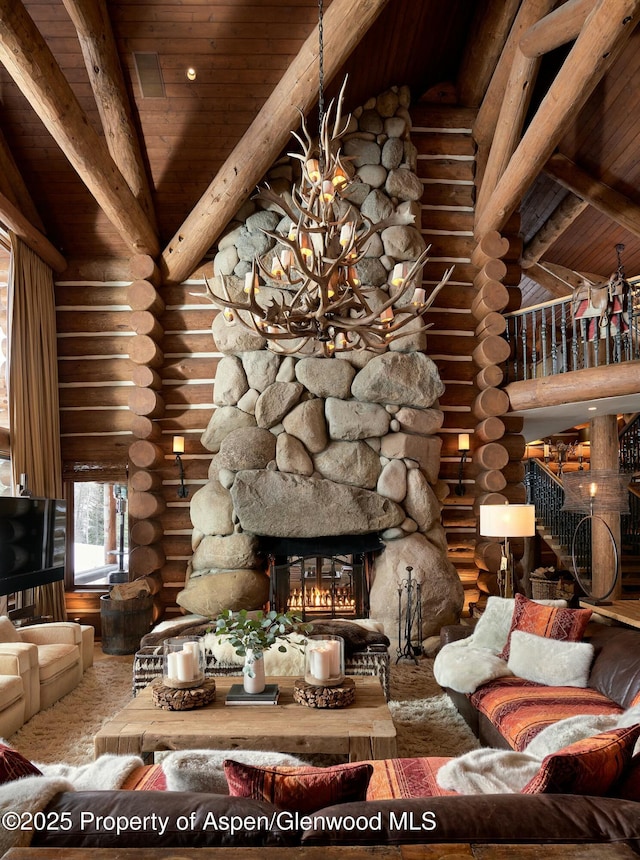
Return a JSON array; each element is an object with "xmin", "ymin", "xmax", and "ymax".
[
  {"xmin": 437, "ymin": 598, "xmax": 640, "ymax": 750},
  {"xmin": 3, "ymin": 598, "xmax": 640, "ymax": 854}
]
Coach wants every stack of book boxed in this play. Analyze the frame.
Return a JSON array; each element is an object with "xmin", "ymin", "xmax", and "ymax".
[{"xmin": 225, "ymin": 684, "xmax": 280, "ymax": 705}]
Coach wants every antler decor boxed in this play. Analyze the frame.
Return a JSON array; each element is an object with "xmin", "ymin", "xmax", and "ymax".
[{"xmin": 205, "ymin": 83, "xmax": 453, "ymax": 357}]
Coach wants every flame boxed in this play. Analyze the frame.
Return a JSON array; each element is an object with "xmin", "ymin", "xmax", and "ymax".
[{"xmin": 288, "ymin": 586, "xmax": 356, "ymax": 613}]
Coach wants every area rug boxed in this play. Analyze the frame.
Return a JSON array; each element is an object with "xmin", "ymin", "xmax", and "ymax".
[
  {"xmin": 7, "ymin": 654, "xmax": 478, "ymax": 765},
  {"xmin": 7, "ymin": 656, "xmax": 134, "ymax": 766}
]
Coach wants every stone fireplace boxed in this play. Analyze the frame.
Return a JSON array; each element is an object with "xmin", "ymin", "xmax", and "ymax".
[{"xmin": 177, "ymin": 86, "xmax": 464, "ymax": 640}]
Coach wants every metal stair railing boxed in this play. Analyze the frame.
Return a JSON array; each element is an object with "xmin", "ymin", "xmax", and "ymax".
[
  {"xmin": 527, "ymin": 457, "xmax": 638, "ymax": 575},
  {"xmin": 526, "ymin": 459, "xmax": 589, "ymax": 570},
  {"xmin": 619, "ymin": 413, "xmax": 640, "ymax": 477}
]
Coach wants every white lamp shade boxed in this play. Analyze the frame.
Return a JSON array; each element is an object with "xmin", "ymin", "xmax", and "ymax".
[{"xmin": 479, "ymin": 503, "xmax": 536, "ymax": 538}]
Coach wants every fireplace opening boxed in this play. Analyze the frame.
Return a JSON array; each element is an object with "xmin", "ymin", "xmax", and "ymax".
[{"xmin": 261, "ymin": 534, "xmax": 383, "ymax": 620}]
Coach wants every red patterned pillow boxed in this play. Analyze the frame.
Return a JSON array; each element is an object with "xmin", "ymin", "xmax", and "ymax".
[
  {"xmin": 522, "ymin": 724, "xmax": 640, "ymax": 795},
  {"xmin": 500, "ymin": 593, "xmax": 592, "ymax": 661},
  {"xmin": 224, "ymin": 760, "xmax": 373, "ymax": 813},
  {"xmin": 0, "ymin": 743, "xmax": 42, "ymax": 784}
]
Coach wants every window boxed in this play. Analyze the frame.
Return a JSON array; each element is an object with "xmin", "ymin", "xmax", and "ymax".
[{"xmin": 70, "ymin": 481, "xmax": 128, "ymax": 587}]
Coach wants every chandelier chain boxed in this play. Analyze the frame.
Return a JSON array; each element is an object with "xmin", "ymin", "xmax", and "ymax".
[{"xmin": 317, "ymin": 0, "xmax": 325, "ymax": 149}]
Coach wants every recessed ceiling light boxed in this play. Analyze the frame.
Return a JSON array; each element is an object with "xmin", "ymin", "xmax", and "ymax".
[
  {"xmin": 588, "ymin": 406, "xmax": 597, "ymax": 411},
  {"xmin": 186, "ymin": 68, "xmax": 197, "ymax": 81}
]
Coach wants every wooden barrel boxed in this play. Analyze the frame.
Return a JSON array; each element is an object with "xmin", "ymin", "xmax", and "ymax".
[{"xmin": 100, "ymin": 593, "xmax": 154, "ymax": 655}]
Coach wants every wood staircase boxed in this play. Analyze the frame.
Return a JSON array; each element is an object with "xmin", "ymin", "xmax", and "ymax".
[{"xmin": 532, "ymin": 468, "xmax": 640, "ymax": 599}]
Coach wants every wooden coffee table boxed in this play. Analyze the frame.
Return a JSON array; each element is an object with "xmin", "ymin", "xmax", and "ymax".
[{"xmin": 94, "ymin": 675, "xmax": 397, "ymax": 763}]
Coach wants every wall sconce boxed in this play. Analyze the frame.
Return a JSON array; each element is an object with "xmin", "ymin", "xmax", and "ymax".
[
  {"xmin": 173, "ymin": 436, "xmax": 189, "ymax": 498},
  {"xmin": 455, "ymin": 433, "xmax": 470, "ymax": 496}
]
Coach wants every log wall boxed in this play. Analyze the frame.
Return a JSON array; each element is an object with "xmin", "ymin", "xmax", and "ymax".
[{"xmin": 412, "ymin": 104, "xmax": 480, "ymax": 611}]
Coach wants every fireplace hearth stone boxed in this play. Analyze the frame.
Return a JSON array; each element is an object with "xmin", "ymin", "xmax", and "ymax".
[{"xmin": 370, "ymin": 532, "xmax": 464, "ymax": 638}]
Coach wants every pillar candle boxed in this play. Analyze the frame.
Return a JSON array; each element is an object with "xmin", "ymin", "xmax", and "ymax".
[
  {"xmin": 326, "ymin": 640, "xmax": 341, "ymax": 677},
  {"xmin": 183, "ymin": 641, "xmax": 201, "ymax": 676},
  {"xmin": 167, "ymin": 652, "xmax": 180, "ymax": 680},
  {"xmin": 312, "ymin": 646, "xmax": 331, "ymax": 681},
  {"xmin": 176, "ymin": 650, "xmax": 194, "ymax": 682}
]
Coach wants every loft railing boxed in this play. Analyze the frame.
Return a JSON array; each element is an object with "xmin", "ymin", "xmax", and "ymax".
[{"xmin": 504, "ymin": 284, "xmax": 640, "ymax": 383}]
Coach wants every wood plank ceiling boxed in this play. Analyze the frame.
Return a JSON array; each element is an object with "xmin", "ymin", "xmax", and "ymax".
[
  {"xmin": 0, "ymin": 0, "xmax": 471, "ymax": 265},
  {"xmin": 0, "ymin": 1, "xmax": 640, "ymax": 307}
]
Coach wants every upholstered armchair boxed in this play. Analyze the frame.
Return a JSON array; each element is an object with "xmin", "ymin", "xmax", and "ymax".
[
  {"xmin": 0, "ymin": 649, "xmax": 26, "ymax": 737},
  {"xmin": 0, "ymin": 617, "xmax": 93, "ymax": 714}
]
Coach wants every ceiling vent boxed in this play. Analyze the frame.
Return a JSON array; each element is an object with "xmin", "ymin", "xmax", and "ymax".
[{"xmin": 133, "ymin": 53, "xmax": 165, "ymax": 99}]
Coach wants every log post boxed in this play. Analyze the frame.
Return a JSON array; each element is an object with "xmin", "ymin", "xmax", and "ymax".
[
  {"xmin": 590, "ymin": 414, "xmax": 622, "ymax": 599},
  {"xmin": 470, "ymin": 224, "xmax": 525, "ymax": 603},
  {"xmin": 127, "ymin": 258, "xmax": 168, "ymax": 582}
]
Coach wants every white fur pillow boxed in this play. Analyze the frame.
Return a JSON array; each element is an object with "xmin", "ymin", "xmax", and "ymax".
[
  {"xmin": 162, "ymin": 749, "xmax": 307, "ymax": 793},
  {"xmin": 507, "ymin": 630, "xmax": 594, "ymax": 687}
]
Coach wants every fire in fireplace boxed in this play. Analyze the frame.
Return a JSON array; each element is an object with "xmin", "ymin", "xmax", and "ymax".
[{"xmin": 261, "ymin": 535, "xmax": 383, "ymax": 620}]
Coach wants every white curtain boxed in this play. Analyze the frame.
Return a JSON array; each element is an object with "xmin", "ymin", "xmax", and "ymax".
[{"xmin": 8, "ymin": 233, "xmax": 66, "ymax": 620}]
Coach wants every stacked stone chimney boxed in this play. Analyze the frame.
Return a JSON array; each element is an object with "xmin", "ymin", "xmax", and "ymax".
[{"xmin": 178, "ymin": 87, "xmax": 463, "ymax": 638}]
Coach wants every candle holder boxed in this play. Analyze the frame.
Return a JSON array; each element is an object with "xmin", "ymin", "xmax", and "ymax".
[
  {"xmin": 304, "ymin": 634, "xmax": 345, "ymax": 687},
  {"xmin": 163, "ymin": 636, "xmax": 205, "ymax": 689}
]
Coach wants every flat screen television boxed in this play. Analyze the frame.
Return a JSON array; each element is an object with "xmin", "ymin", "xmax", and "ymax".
[{"xmin": 0, "ymin": 497, "xmax": 66, "ymax": 596}]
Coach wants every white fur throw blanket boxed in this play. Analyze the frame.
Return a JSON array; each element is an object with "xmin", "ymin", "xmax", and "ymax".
[
  {"xmin": 437, "ymin": 705, "xmax": 640, "ymax": 795},
  {"xmin": 162, "ymin": 749, "xmax": 307, "ymax": 793},
  {"xmin": 433, "ymin": 642, "xmax": 513, "ymax": 694},
  {"xmin": 0, "ymin": 754, "xmax": 142, "ymax": 855}
]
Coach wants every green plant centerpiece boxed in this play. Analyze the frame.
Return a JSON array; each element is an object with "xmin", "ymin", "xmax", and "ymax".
[{"xmin": 213, "ymin": 608, "xmax": 308, "ymax": 694}]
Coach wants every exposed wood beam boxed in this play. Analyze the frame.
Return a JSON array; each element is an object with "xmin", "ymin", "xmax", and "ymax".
[
  {"xmin": 0, "ymin": 121, "xmax": 46, "ymax": 233},
  {"xmin": 0, "ymin": 191, "xmax": 67, "ymax": 272},
  {"xmin": 475, "ymin": 0, "xmax": 640, "ymax": 240},
  {"xmin": 456, "ymin": 0, "xmax": 520, "ymax": 108},
  {"xmin": 526, "ymin": 259, "xmax": 602, "ymax": 297},
  {"xmin": 0, "ymin": 0, "xmax": 159, "ymax": 258},
  {"xmin": 545, "ymin": 151, "xmax": 640, "ymax": 239},
  {"xmin": 60, "ymin": 0, "xmax": 157, "ymax": 233},
  {"xmin": 160, "ymin": 0, "xmax": 391, "ymax": 286},
  {"xmin": 474, "ymin": 0, "xmax": 551, "ymax": 178},
  {"xmin": 520, "ymin": 0, "xmax": 596, "ymax": 57},
  {"xmin": 521, "ymin": 192, "xmax": 589, "ymax": 268},
  {"xmin": 526, "ymin": 262, "xmax": 575, "ymax": 297},
  {"xmin": 475, "ymin": 0, "xmax": 555, "ymax": 220},
  {"xmin": 506, "ymin": 359, "xmax": 640, "ymax": 411}
]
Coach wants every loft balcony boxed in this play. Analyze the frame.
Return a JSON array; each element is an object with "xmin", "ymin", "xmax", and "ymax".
[{"xmin": 501, "ymin": 287, "xmax": 640, "ymax": 440}]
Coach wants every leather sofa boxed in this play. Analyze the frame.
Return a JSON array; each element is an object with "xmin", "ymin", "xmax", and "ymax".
[
  {"xmin": 439, "ymin": 620, "xmax": 640, "ymax": 751},
  {"xmin": 0, "ymin": 617, "xmax": 94, "ymax": 729},
  {"xmin": 26, "ymin": 789, "xmax": 640, "ymax": 852}
]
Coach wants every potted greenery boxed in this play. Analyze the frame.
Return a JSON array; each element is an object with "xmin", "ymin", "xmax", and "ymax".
[{"xmin": 213, "ymin": 608, "xmax": 307, "ymax": 694}]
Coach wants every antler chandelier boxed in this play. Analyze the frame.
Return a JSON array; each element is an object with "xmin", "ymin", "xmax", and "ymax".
[{"xmin": 204, "ymin": 1, "xmax": 452, "ymax": 356}]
